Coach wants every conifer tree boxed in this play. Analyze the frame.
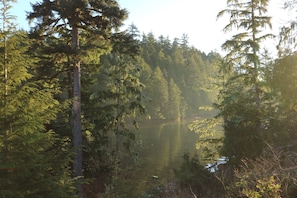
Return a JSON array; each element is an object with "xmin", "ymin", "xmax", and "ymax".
[
  {"xmin": 1, "ymin": 0, "xmax": 15, "ymax": 102},
  {"xmin": 27, "ymin": 1, "xmax": 127, "ymax": 196},
  {"xmin": 141, "ymin": 32, "xmax": 158, "ymax": 68},
  {"xmin": 81, "ymin": 28, "xmax": 147, "ymax": 196},
  {"xmin": 146, "ymin": 66, "xmax": 169, "ymax": 119},
  {"xmin": 217, "ymin": 0, "xmax": 274, "ymax": 163},
  {"xmin": 0, "ymin": 29, "xmax": 75, "ymax": 198},
  {"xmin": 267, "ymin": 54, "xmax": 297, "ymax": 146},
  {"xmin": 277, "ymin": 0, "xmax": 297, "ymax": 56},
  {"xmin": 165, "ymin": 78, "xmax": 181, "ymax": 120}
]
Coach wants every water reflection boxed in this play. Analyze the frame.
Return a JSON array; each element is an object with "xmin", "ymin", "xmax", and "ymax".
[{"xmin": 129, "ymin": 121, "xmax": 199, "ymax": 191}]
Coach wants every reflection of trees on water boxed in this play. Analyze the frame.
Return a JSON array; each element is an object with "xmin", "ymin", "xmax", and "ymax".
[
  {"xmin": 125, "ymin": 121, "xmax": 198, "ymax": 192},
  {"xmin": 139, "ymin": 122, "xmax": 196, "ymax": 177},
  {"xmin": 157, "ymin": 123, "xmax": 183, "ymax": 170}
]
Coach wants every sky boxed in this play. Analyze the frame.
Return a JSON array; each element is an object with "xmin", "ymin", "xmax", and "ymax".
[{"xmin": 12, "ymin": 0, "xmax": 291, "ymax": 54}]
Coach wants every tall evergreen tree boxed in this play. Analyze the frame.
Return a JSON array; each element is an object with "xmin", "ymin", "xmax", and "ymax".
[
  {"xmin": 165, "ymin": 78, "xmax": 181, "ymax": 120},
  {"xmin": 0, "ymin": 29, "xmax": 76, "ymax": 198},
  {"xmin": 81, "ymin": 28, "xmax": 147, "ymax": 196},
  {"xmin": 277, "ymin": 0, "xmax": 297, "ymax": 56},
  {"xmin": 217, "ymin": 0, "xmax": 274, "ymax": 163},
  {"xmin": 1, "ymin": 0, "xmax": 15, "ymax": 102},
  {"xmin": 27, "ymin": 1, "xmax": 127, "ymax": 196},
  {"xmin": 141, "ymin": 32, "xmax": 158, "ymax": 68},
  {"xmin": 146, "ymin": 66, "xmax": 169, "ymax": 119},
  {"xmin": 267, "ymin": 54, "xmax": 297, "ymax": 146},
  {"xmin": 0, "ymin": 0, "xmax": 16, "ymax": 164}
]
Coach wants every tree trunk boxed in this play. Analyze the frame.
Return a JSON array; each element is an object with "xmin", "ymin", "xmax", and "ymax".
[
  {"xmin": 72, "ymin": 24, "xmax": 83, "ymax": 198},
  {"xmin": 2, "ymin": 0, "xmax": 9, "ymax": 168},
  {"xmin": 251, "ymin": 0, "xmax": 260, "ymax": 110},
  {"xmin": 3, "ymin": 0, "xmax": 7, "ymax": 99}
]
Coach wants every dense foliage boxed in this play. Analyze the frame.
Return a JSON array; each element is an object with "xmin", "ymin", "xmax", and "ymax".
[
  {"xmin": 2, "ymin": 0, "xmax": 297, "ymax": 197},
  {"xmin": 0, "ymin": 0, "xmax": 219, "ymax": 197},
  {"xmin": 186, "ymin": 0, "xmax": 297, "ymax": 197}
]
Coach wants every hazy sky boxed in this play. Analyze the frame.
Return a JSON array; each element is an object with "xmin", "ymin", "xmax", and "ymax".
[{"xmin": 12, "ymin": 0, "xmax": 290, "ymax": 54}]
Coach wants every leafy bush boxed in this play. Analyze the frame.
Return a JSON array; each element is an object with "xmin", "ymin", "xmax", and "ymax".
[{"xmin": 226, "ymin": 145, "xmax": 297, "ymax": 198}]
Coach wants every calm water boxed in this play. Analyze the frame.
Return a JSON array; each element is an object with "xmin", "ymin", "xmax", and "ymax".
[{"xmin": 126, "ymin": 120, "xmax": 199, "ymax": 192}]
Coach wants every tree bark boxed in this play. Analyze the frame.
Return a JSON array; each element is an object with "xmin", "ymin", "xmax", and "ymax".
[{"xmin": 72, "ymin": 24, "xmax": 83, "ymax": 198}]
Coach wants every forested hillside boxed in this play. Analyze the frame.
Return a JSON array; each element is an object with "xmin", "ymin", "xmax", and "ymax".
[{"xmin": 137, "ymin": 32, "xmax": 220, "ymax": 120}]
